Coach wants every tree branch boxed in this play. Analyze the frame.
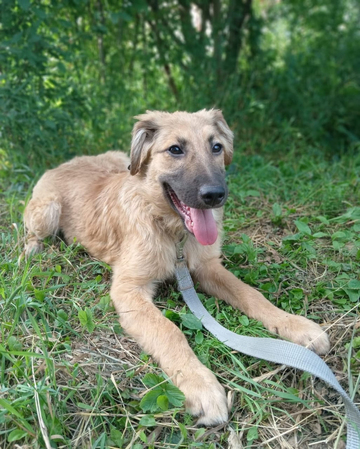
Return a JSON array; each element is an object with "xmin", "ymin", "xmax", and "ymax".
[{"xmin": 146, "ymin": 17, "xmax": 180, "ymax": 101}]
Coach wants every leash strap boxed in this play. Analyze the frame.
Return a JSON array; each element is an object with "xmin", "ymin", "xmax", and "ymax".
[{"xmin": 174, "ymin": 256, "xmax": 360, "ymax": 448}]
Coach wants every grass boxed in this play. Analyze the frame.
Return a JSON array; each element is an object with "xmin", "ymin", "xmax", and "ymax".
[{"xmin": 0, "ymin": 147, "xmax": 359, "ymax": 448}]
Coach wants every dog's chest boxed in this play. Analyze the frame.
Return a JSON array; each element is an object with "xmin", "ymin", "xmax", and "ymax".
[{"xmin": 141, "ymin": 234, "xmax": 212, "ymax": 282}]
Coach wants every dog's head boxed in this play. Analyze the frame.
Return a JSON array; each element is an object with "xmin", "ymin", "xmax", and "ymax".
[{"xmin": 130, "ymin": 109, "xmax": 234, "ymax": 245}]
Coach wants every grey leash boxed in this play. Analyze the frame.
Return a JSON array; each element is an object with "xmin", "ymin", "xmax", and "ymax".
[{"xmin": 174, "ymin": 239, "xmax": 360, "ymax": 448}]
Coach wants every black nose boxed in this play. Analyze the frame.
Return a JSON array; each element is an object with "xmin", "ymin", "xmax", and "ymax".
[{"xmin": 199, "ymin": 185, "xmax": 226, "ymax": 207}]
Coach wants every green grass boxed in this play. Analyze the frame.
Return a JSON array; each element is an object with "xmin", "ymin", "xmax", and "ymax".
[{"xmin": 0, "ymin": 148, "xmax": 359, "ymax": 448}]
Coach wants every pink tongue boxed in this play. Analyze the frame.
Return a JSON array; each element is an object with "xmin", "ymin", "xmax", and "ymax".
[{"xmin": 189, "ymin": 208, "xmax": 218, "ymax": 245}]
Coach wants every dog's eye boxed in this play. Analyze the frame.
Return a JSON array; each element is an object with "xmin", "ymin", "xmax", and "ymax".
[
  {"xmin": 212, "ymin": 143, "xmax": 223, "ymax": 154},
  {"xmin": 168, "ymin": 145, "xmax": 184, "ymax": 156}
]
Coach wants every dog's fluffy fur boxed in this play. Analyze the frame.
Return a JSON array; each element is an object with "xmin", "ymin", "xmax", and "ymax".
[{"xmin": 24, "ymin": 110, "xmax": 330, "ymax": 426}]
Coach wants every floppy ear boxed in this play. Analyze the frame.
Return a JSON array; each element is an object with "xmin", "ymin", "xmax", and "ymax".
[
  {"xmin": 130, "ymin": 114, "xmax": 158, "ymax": 175},
  {"xmin": 212, "ymin": 110, "xmax": 234, "ymax": 165}
]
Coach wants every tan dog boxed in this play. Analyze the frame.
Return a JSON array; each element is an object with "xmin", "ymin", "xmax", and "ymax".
[{"xmin": 24, "ymin": 110, "xmax": 330, "ymax": 426}]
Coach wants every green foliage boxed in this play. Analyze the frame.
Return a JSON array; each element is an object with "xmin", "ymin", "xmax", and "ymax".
[
  {"xmin": 252, "ymin": 0, "xmax": 360, "ymax": 153},
  {"xmin": 1, "ymin": 0, "xmax": 89, "ymax": 163},
  {"xmin": 180, "ymin": 313, "xmax": 203, "ymax": 331},
  {"xmin": 247, "ymin": 426, "xmax": 259, "ymax": 443},
  {"xmin": 140, "ymin": 373, "xmax": 185, "ymax": 413},
  {"xmin": 1, "ymin": 0, "xmax": 359, "ymax": 167},
  {"xmin": 78, "ymin": 307, "xmax": 95, "ymax": 333}
]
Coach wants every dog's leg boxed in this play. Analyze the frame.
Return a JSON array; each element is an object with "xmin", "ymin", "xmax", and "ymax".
[
  {"xmin": 193, "ymin": 258, "xmax": 330, "ymax": 355},
  {"xmin": 111, "ymin": 273, "xmax": 228, "ymax": 426},
  {"xmin": 24, "ymin": 196, "xmax": 62, "ymax": 257}
]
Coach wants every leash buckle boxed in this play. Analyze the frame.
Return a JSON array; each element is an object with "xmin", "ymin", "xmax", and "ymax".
[{"xmin": 175, "ymin": 232, "xmax": 188, "ymax": 262}]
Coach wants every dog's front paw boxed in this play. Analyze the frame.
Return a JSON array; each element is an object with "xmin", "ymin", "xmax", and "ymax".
[
  {"xmin": 271, "ymin": 314, "xmax": 330, "ymax": 355},
  {"xmin": 177, "ymin": 366, "xmax": 228, "ymax": 426}
]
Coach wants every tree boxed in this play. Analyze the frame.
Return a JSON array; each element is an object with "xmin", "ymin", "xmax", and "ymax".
[{"xmin": 143, "ymin": 0, "xmax": 256, "ymax": 99}]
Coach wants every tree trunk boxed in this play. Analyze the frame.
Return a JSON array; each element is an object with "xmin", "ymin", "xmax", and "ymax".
[
  {"xmin": 224, "ymin": 0, "xmax": 252, "ymax": 76},
  {"xmin": 96, "ymin": 0, "xmax": 106, "ymax": 83}
]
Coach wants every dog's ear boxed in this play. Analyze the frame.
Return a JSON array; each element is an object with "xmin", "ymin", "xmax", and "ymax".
[
  {"xmin": 130, "ymin": 114, "xmax": 158, "ymax": 175},
  {"xmin": 212, "ymin": 110, "xmax": 234, "ymax": 166}
]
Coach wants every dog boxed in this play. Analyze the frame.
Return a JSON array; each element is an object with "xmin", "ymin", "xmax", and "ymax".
[{"xmin": 24, "ymin": 109, "xmax": 330, "ymax": 426}]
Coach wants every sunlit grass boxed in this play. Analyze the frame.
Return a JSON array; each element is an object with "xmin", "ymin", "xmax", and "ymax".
[{"xmin": 0, "ymin": 148, "xmax": 359, "ymax": 447}]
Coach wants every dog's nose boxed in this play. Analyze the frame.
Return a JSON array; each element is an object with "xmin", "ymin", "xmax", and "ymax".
[{"xmin": 199, "ymin": 185, "xmax": 225, "ymax": 207}]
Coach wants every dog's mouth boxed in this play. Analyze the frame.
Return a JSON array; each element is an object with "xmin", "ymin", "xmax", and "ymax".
[{"xmin": 164, "ymin": 184, "xmax": 218, "ymax": 246}]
